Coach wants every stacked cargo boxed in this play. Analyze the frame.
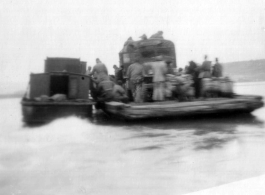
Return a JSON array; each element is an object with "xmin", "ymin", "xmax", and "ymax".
[{"xmin": 201, "ymin": 77, "xmax": 234, "ymax": 97}]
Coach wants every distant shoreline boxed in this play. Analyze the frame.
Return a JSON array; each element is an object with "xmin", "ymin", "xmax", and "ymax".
[
  {"xmin": 234, "ymin": 81, "xmax": 265, "ymax": 86},
  {"xmin": 0, "ymin": 93, "xmax": 24, "ymax": 99}
]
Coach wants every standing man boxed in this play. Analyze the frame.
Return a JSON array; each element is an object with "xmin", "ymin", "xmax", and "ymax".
[
  {"xmin": 200, "ymin": 55, "xmax": 212, "ymax": 78},
  {"xmin": 91, "ymin": 58, "xmax": 109, "ymax": 83},
  {"xmin": 199, "ymin": 55, "xmax": 212, "ymax": 97},
  {"xmin": 151, "ymin": 55, "xmax": 168, "ymax": 101},
  {"xmin": 115, "ymin": 65, "xmax": 125, "ymax": 84},
  {"xmin": 187, "ymin": 61, "xmax": 200, "ymax": 98},
  {"xmin": 212, "ymin": 58, "xmax": 223, "ymax": 77},
  {"xmin": 90, "ymin": 58, "xmax": 110, "ymax": 101},
  {"xmin": 113, "ymin": 65, "xmax": 119, "ymax": 75},
  {"xmin": 166, "ymin": 60, "xmax": 175, "ymax": 75},
  {"xmin": 126, "ymin": 58, "xmax": 144, "ymax": 103},
  {"xmin": 86, "ymin": 66, "xmax": 92, "ymax": 75}
]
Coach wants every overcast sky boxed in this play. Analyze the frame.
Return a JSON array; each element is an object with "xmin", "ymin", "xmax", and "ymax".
[{"xmin": 0, "ymin": 0, "xmax": 265, "ymax": 87}]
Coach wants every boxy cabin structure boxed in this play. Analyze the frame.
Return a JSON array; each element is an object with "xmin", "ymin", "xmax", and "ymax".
[
  {"xmin": 29, "ymin": 72, "xmax": 90, "ymax": 100},
  {"xmin": 45, "ymin": 57, "xmax": 87, "ymax": 74},
  {"xmin": 22, "ymin": 57, "xmax": 94, "ymax": 124},
  {"xmin": 28, "ymin": 57, "xmax": 90, "ymax": 100}
]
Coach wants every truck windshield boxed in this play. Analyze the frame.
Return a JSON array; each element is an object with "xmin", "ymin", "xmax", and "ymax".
[
  {"xmin": 157, "ymin": 47, "xmax": 171, "ymax": 56},
  {"xmin": 140, "ymin": 47, "xmax": 172, "ymax": 58},
  {"xmin": 140, "ymin": 46, "xmax": 156, "ymax": 58}
]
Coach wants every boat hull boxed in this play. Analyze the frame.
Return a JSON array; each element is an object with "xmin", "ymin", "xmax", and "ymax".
[
  {"xmin": 103, "ymin": 95, "xmax": 264, "ymax": 120},
  {"xmin": 21, "ymin": 100, "xmax": 95, "ymax": 124}
]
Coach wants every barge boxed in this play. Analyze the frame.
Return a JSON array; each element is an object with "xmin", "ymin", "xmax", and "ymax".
[
  {"xmin": 103, "ymin": 95, "xmax": 264, "ymax": 120},
  {"xmin": 99, "ymin": 33, "xmax": 264, "ymax": 120}
]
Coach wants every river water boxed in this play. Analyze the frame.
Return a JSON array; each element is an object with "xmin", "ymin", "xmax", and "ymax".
[{"xmin": 1, "ymin": 82, "xmax": 265, "ymax": 195}]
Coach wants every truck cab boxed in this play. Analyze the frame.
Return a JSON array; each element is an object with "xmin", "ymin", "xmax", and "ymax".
[
  {"xmin": 119, "ymin": 38, "xmax": 177, "ymax": 81},
  {"xmin": 119, "ymin": 38, "xmax": 177, "ymax": 101}
]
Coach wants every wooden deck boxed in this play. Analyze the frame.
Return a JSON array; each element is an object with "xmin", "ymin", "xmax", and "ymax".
[{"xmin": 104, "ymin": 95, "xmax": 264, "ymax": 120}]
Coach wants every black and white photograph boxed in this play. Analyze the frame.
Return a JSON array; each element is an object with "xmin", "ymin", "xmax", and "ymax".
[{"xmin": 1, "ymin": 0, "xmax": 265, "ymax": 194}]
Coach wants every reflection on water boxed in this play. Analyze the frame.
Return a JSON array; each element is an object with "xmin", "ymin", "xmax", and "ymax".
[{"xmin": 1, "ymin": 82, "xmax": 265, "ymax": 195}]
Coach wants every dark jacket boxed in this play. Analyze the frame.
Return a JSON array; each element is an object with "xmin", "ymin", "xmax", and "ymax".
[
  {"xmin": 97, "ymin": 80, "xmax": 115, "ymax": 101},
  {"xmin": 212, "ymin": 63, "xmax": 223, "ymax": 77}
]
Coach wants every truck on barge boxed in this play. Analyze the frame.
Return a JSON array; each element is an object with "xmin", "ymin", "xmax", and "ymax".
[{"xmin": 99, "ymin": 34, "xmax": 264, "ymax": 120}]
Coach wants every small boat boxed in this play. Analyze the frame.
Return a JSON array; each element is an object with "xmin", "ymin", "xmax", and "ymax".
[
  {"xmin": 21, "ymin": 57, "xmax": 95, "ymax": 124},
  {"xmin": 102, "ymin": 95, "xmax": 263, "ymax": 120}
]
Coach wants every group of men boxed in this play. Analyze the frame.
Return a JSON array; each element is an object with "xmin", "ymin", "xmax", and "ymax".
[
  {"xmin": 87, "ymin": 58, "xmax": 128, "ymax": 103},
  {"xmin": 88, "ymin": 55, "xmax": 171, "ymax": 104},
  {"xmin": 124, "ymin": 55, "xmax": 171, "ymax": 103},
  {"xmin": 186, "ymin": 55, "xmax": 223, "ymax": 98},
  {"xmin": 87, "ymin": 55, "xmax": 224, "ymax": 104}
]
